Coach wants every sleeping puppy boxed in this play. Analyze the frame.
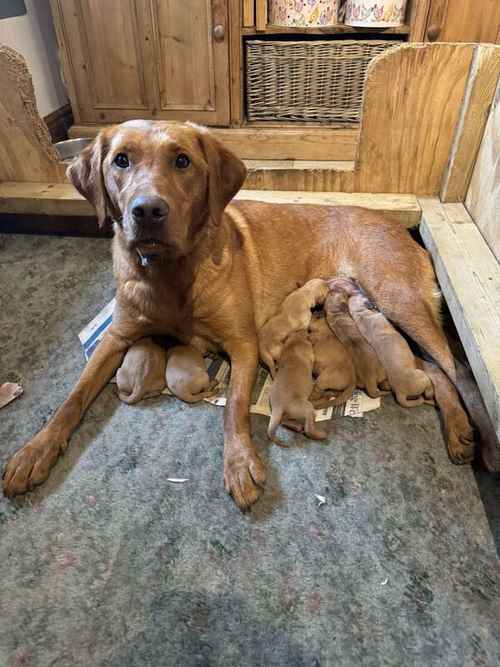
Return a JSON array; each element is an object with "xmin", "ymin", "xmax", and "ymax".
[
  {"xmin": 308, "ymin": 313, "xmax": 356, "ymax": 407},
  {"xmin": 166, "ymin": 345, "xmax": 217, "ymax": 403},
  {"xmin": 259, "ymin": 278, "xmax": 329, "ymax": 377},
  {"xmin": 325, "ymin": 281, "xmax": 388, "ymax": 398},
  {"xmin": 348, "ymin": 291, "xmax": 432, "ymax": 407},
  {"xmin": 268, "ymin": 331, "xmax": 327, "ymax": 447},
  {"xmin": 116, "ymin": 337, "xmax": 167, "ymax": 404}
]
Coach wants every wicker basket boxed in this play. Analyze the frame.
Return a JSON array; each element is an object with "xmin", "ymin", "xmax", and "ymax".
[{"xmin": 246, "ymin": 40, "xmax": 399, "ymax": 123}]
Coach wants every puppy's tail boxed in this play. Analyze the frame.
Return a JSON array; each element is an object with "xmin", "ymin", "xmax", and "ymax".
[
  {"xmin": 395, "ymin": 392, "xmax": 425, "ymax": 408},
  {"xmin": 312, "ymin": 383, "xmax": 355, "ymax": 409},
  {"xmin": 117, "ymin": 389, "xmax": 143, "ymax": 405},
  {"xmin": 268, "ymin": 407, "xmax": 287, "ymax": 447},
  {"xmin": 330, "ymin": 383, "xmax": 356, "ymax": 406}
]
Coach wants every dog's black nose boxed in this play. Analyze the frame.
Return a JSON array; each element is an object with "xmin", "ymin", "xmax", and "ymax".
[{"xmin": 131, "ymin": 196, "xmax": 169, "ymax": 224}]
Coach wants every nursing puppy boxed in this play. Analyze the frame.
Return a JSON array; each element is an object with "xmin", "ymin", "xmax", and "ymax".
[
  {"xmin": 116, "ymin": 337, "xmax": 167, "ymax": 404},
  {"xmin": 268, "ymin": 331, "xmax": 327, "ymax": 446},
  {"xmin": 325, "ymin": 281, "xmax": 387, "ymax": 398},
  {"xmin": 308, "ymin": 313, "xmax": 356, "ymax": 407},
  {"xmin": 348, "ymin": 291, "xmax": 432, "ymax": 407},
  {"xmin": 259, "ymin": 278, "xmax": 329, "ymax": 377},
  {"xmin": 166, "ymin": 345, "xmax": 216, "ymax": 403}
]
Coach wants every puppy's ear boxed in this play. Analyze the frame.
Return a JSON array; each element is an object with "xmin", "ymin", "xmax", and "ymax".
[
  {"xmin": 66, "ymin": 130, "xmax": 114, "ymax": 227},
  {"xmin": 194, "ymin": 126, "xmax": 247, "ymax": 224}
]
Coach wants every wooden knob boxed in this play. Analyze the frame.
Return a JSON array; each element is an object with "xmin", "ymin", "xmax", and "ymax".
[
  {"xmin": 213, "ymin": 24, "xmax": 225, "ymax": 42},
  {"xmin": 427, "ymin": 23, "xmax": 441, "ymax": 41}
]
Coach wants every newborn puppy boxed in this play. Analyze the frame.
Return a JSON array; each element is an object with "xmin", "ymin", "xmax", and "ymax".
[
  {"xmin": 325, "ymin": 283, "xmax": 387, "ymax": 398},
  {"xmin": 259, "ymin": 278, "xmax": 329, "ymax": 377},
  {"xmin": 268, "ymin": 331, "xmax": 327, "ymax": 446},
  {"xmin": 308, "ymin": 313, "xmax": 355, "ymax": 407},
  {"xmin": 166, "ymin": 345, "xmax": 217, "ymax": 403},
  {"xmin": 348, "ymin": 292, "xmax": 432, "ymax": 407},
  {"xmin": 116, "ymin": 337, "xmax": 167, "ymax": 404}
]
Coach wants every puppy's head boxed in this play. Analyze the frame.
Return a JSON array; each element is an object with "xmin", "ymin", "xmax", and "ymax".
[{"xmin": 67, "ymin": 121, "xmax": 247, "ymax": 258}]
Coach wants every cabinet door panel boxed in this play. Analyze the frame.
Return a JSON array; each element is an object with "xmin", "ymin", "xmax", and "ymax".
[
  {"xmin": 52, "ymin": 0, "xmax": 156, "ymax": 123},
  {"xmin": 80, "ymin": 0, "xmax": 148, "ymax": 109},
  {"xmin": 52, "ymin": 0, "xmax": 230, "ymax": 125},
  {"xmin": 151, "ymin": 0, "xmax": 230, "ymax": 124}
]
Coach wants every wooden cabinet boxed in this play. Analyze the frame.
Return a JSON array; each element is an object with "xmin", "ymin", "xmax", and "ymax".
[
  {"xmin": 425, "ymin": 0, "xmax": 500, "ymax": 44},
  {"xmin": 50, "ymin": 0, "xmax": 231, "ymax": 126}
]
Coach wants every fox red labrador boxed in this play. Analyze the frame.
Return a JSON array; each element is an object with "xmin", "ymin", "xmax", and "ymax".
[{"xmin": 2, "ymin": 121, "xmax": 475, "ymax": 510}]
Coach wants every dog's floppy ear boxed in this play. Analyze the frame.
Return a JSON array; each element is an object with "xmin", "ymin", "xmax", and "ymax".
[
  {"xmin": 194, "ymin": 125, "xmax": 247, "ymax": 225},
  {"xmin": 66, "ymin": 130, "xmax": 114, "ymax": 227}
]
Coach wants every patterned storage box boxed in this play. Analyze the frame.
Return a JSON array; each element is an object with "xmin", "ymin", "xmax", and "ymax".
[
  {"xmin": 269, "ymin": 0, "xmax": 339, "ymax": 27},
  {"xmin": 246, "ymin": 39, "xmax": 399, "ymax": 123},
  {"xmin": 345, "ymin": 0, "xmax": 408, "ymax": 27}
]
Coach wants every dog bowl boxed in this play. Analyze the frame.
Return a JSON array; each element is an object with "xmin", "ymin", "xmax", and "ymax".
[{"xmin": 54, "ymin": 138, "xmax": 91, "ymax": 162}]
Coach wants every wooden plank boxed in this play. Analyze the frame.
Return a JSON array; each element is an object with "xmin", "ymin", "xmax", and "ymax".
[
  {"xmin": 255, "ymin": 0, "xmax": 267, "ymax": 31},
  {"xmin": 419, "ymin": 197, "xmax": 500, "ymax": 441},
  {"xmin": 228, "ymin": 0, "xmax": 244, "ymax": 125},
  {"xmin": 426, "ymin": 0, "xmax": 500, "ymax": 43},
  {"xmin": 243, "ymin": 167, "xmax": 354, "ymax": 192},
  {"xmin": 465, "ymin": 79, "xmax": 500, "ymax": 263},
  {"xmin": 0, "ymin": 46, "xmax": 66, "ymax": 183},
  {"xmin": 0, "ymin": 182, "xmax": 421, "ymax": 226},
  {"xmin": 242, "ymin": 23, "xmax": 410, "ymax": 35},
  {"xmin": 235, "ymin": 190, "xmax": 421, "ymax": 226},
  {"xmin": 408, "ymin": 0, "xmax": 431, "ymax": 41},
  {"xmin": 356, "ymin": 43, "xmax": 474, "ymax": 194},
  {"xmin": 441, "ymin": 46, "xmax": 500, "ymax": 202},
  {"xmin": 69, "ymin": 125, "xmax": 360, "ymax": 161},
  {"xmin": 0, "ymin": 182, "xmax": 93, "ymax": 216},
  {"xmin": 244, "ymin": 160, "xmax": 354, "ymax": 170},
  {"xmin": 243, "ymin": 0, "xmax": 254, "ymax": 27}
]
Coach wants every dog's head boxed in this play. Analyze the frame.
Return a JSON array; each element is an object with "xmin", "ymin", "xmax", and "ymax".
[{"xmin": 67, "ymin": 121, "xmax": 247, "ymax": 258}]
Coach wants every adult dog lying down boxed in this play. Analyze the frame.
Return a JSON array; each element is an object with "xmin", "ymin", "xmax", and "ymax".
[{"xmin": 2, "ymin": 121, "xmax": 475, "ymax": 510}]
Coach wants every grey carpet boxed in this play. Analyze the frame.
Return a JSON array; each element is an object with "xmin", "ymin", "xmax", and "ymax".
[{"xmin": 0, "ymin": 233, "xmax": 499, "ymax": 667}]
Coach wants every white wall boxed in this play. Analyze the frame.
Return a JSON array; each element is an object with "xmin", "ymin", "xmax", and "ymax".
[{"xmin": 0, "ymin": 0, "xmax": 67, "ymax": 117}]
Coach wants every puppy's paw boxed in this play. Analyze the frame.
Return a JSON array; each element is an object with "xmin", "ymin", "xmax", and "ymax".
[
  {"xmin": 224, "ymin": 449, "xmax": 266, "ymax": 511},
  {"xmin": 446, "ymin": 416, "xmax": 476, "ymax": 464},
  {"xmin": 3, "ymin": 433, "xmax": 64, "ymax": 497}
]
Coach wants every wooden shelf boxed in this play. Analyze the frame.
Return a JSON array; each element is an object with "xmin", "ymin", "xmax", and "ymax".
[{"xmin": 242, "ymin": 24, "xmax": 410, "ymax": 36}]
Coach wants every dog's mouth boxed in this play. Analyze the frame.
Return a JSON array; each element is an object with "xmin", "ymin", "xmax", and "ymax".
[{"xmin": 132, "ymin": 237, "xmax": 169, "ymax": 253}]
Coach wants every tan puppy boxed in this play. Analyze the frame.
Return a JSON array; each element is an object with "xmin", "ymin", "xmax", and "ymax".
[
  {"xmin": 308, "ymin": 313, "xmax": 356, "ymax": 407},
  {"xmin": 325, "ymin": 282, "xmax": 387, "ymax": 398},
  {"xmin": 268, "ymin": 331, "xmax": 327, "ymax": 446},
  {"xmin": 259, "ymin": 278, "xmax": 329, "ymax": 377},
  {"xmin": 166, "ymin": 345, "xmax": 216, "ymax": 403},
  {"xmin": 116, "ymin": 337, "xmax": 167, "ymax": 404},
  {"xmin": 349, "ymin": 291, "xmax": 432, "ymax": 407}
]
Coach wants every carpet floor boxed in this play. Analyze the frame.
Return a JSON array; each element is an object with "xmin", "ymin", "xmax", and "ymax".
[{"xmin": 0, "ymin": 233, "xmax": 499, "ymax": 667}]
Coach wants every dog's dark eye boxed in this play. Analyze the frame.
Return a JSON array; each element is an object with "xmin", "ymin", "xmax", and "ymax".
[
  {"xmin": 175, "ymin": 153, "xmax": 190, "ymax": 169},
  {"xmin": 114, "ymin": 153, "xmax": 129, "ymax": 169}
]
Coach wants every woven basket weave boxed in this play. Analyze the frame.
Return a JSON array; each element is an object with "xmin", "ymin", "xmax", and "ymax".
[{"xmin": 246, "ymin": 40, "xmax": 399, "ymax": 123}]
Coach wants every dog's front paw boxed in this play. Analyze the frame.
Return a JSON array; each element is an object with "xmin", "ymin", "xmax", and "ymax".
[
  {"xmin": 224, "ymin": 448, "xmax": 266, "ymax": 511},
  {"xmin": 446, "ymin": 413, "xmax": 476, "ymax": 464},
  {"xmin": 3, "ymin": 432, "xmax": 65, "ymax": 497}
]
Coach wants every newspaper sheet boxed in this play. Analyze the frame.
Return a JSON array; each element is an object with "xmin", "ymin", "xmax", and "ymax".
[{"xmin": 79, "ymin": 300, "xmax": 381, "ymax": 420}]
